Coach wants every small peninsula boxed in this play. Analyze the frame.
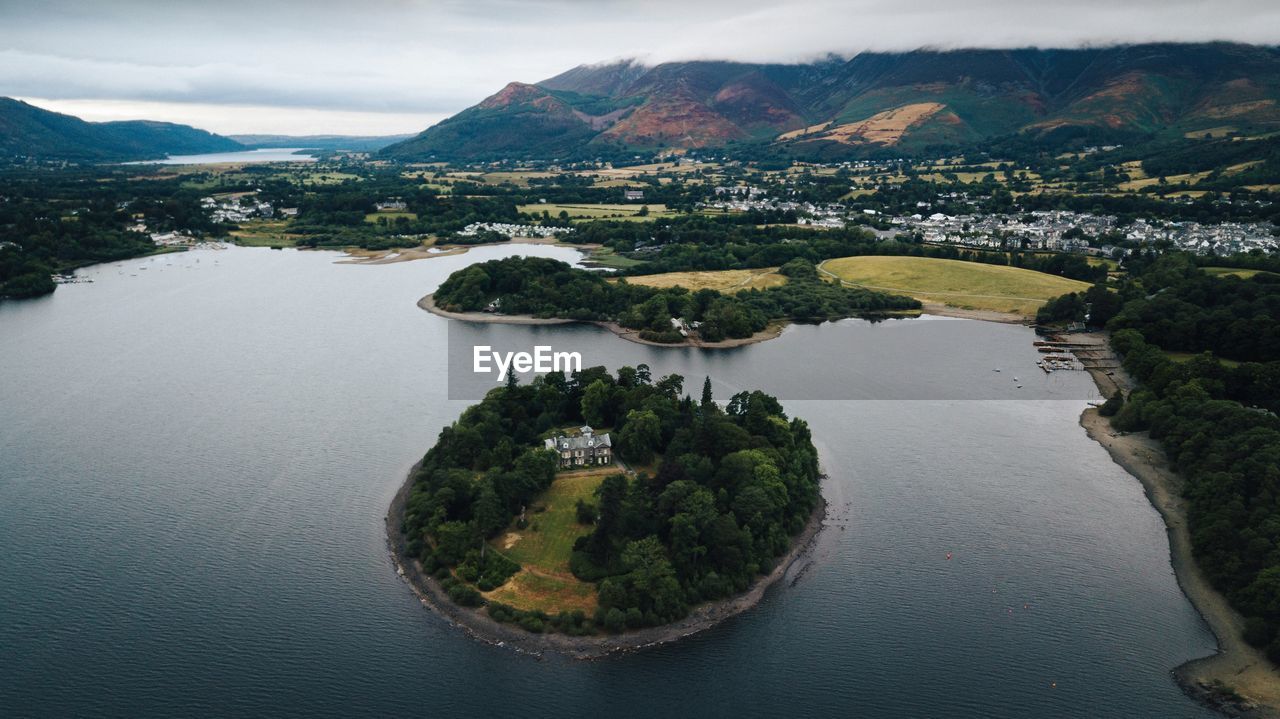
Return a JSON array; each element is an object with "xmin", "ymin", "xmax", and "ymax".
[
  {"xmin": 388, "ymin": 368, "xmax": 825, "ymax": 656},
  {"xmin": 426, "ymin": 255, "xmax": 919, "ymax": 347}
]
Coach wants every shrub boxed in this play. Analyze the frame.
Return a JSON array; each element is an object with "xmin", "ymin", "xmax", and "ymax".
[
  {"xmin": 576, "ymin": 499, "xmax": 596, "ymax": 525},
  {"xmin": 604, "ymin": 607, "xmax": 626, "ymax": 633}
]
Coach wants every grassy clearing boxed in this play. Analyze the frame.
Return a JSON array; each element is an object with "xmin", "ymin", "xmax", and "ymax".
[
  {"xmin": 584, "ymin": 246, "xmax": 648, "ymax": 270},
  {"xmin": 1204, "ymin": 267, "xmax": 1274, "ymax": 279},
  {"xmin": 820, "ymin": 255, "xmax": 1091, "ymax": 316},
  {"xmin": 363, "ymin": 211, "xmax": 418, "ymax": 223},
  {"xmin": 1165, "ymin": 351, "xmax": 1242, "ymax": 368},
  {"xmin": 482, "ymin": 470, "xmax": 613, "ymax": 613},
  {"xmin": 485, "ymin": 568, "xmax": 597, "ymax": 613},
  {"xmin": 229, "ymin": 219, "xmax": 300, "ymax": 247},
  {"xmin": 495, "ymin": 471, "xmax": 606, "ymax": 573},
  {"xmin": 1117, "ymin": 169, "xmax": 1214, "ymax": 192},
  {"xmin": 622, "ymin": 268, "xmax": 787, "ymax": 292}
]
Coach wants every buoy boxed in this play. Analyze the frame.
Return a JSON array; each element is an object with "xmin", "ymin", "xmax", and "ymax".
[{"xmin": 946, "ymin": 552, "xmax": 952, "ymax": 560}]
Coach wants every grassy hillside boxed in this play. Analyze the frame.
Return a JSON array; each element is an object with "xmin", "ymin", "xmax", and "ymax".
[{"xmin": 820, "ymin": 255, "xmax": 1092, "ymax": 316}]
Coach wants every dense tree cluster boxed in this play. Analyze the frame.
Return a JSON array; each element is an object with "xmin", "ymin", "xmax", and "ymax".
[
  {"xmin": 433, "ymin": 256, "xmax": 919, "ymax": 343},
  {"xmin": 1106, "ymin": 260, "xmax": 1280, "ymax": 363},
  {"xmin": 402, "ymin": 368, "xmax": 822, "ymax": 633}
]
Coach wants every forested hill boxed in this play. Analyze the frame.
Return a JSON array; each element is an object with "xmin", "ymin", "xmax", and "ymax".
[
  {"xmin": 0, "ymin": 98, "xmax": 242, "ymax": 162},
  {"xmin": 432, "ymin": 256, "xmax": 920, "ymax": 343},
  {"xmin": 402, "ymin": 367, "xmax": 822, "ymax": 634},
  {"xmin": 1045, "ymin": 255, "xmax": 1280, "ymax": 664},
  {"xmin": 382, "ymin": 42, "xmax": 1280, "ymax": 161}
]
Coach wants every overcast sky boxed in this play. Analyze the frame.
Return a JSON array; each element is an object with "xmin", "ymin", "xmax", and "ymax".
[{"xmin": 3, "ymin": 0, "xmax": 1279, "ymax": 135}]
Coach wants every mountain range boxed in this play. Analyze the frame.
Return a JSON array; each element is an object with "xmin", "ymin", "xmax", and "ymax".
[{"xmin": 381, "ymin": 42, "xmax": 1280, "ymax": 161}]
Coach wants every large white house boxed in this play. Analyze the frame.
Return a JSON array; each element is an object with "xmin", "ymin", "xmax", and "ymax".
[{"xmin": 544, "ymin": 426, "xmax": 612, "ymax": 469}]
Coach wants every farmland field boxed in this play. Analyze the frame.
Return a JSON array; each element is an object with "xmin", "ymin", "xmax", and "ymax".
[
  {"xmin": 820, "ymin": 255, "xmax": 1091, "ymax": 316},
  {"xmin": 518, "ymin": 203, "xmax": 674, "ymax": 221}
]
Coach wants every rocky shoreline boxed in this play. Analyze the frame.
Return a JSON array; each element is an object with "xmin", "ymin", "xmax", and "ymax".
[{"xmin": 386, "ymin": 458, "xmax": 828, "ymax": 659}]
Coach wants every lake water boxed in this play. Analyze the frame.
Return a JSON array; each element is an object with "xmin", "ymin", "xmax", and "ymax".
[
  {"xmin": 126, "ymin": 148, "xmax": 316, "ymax": 165},
  {"xmin": 0, "ymin": 245, "xmax": 1218, "ymax": 717}
]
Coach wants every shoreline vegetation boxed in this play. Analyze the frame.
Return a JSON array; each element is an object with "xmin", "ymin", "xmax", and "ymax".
[
  {"xmin": 386, "ymin": 459, "xmax": 827, "ymax": 659},
  {"xmin": 1044, "ymin": 252, "xmax": 1280, "ymax": 718}
]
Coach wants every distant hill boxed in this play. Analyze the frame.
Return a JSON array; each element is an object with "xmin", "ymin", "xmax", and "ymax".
[
  {"xmin": 229, "ymin": 134, "xmax": 413, "ymax": 152},
  {"xmin": 0, "ymin": 98, "xmax": 242, "ymax": 161},
  {"xmin": 381, "ymin": 43, "xmax": 1280, "ymax": 160}
]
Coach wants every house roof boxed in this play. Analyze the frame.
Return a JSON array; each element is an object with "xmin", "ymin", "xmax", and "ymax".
[{"xmin": 544, "ymin": 432, "xmax": 612, "ymax": 451}]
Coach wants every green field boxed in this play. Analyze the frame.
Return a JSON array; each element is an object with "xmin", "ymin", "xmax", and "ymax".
[
  {"xmin": 820, "ymin": 255, "xmax": 1092, "ymax": 316},
  {"xmin": 1203, "ymin": 267, "xmax": 1275, "ymax": 279},
  {"xmin": 483, "ymin": 469, "xmax": 613, "ymax": 612},
  {"xmin": 518, "ymin": 203, "xmax": 674, "ymax": 222},
  {"xmin": 363, "ymin": 211, "xmax": 418, "ymax": 223},
  {"xmin": 229, "ymin": 219, "xmax": 299, "ymax": 248},
  {"xmin": 583, "ymin": 246, "xmax": 648, "ymax": 270}
]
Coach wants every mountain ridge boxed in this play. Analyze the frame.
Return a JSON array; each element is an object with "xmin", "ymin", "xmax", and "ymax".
[
  {"xmin": 382, "ymin": 42, "xmax": 1280, "ymax": 161},
  {"xmin": 0, "ymin": 98, "xmax": 242, "ymax": 161}
]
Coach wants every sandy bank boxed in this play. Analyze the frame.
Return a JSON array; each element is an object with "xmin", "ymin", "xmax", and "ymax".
[
  {"xmin": 1080, "ymin": 378, "xmax": 1280, "ymax": 716},
  {"xmin": 386, "ymin": 460, "xmax": 827, "ymax": 659},
  {"xmin": 919, "ymin": 302, "xmax": 1029, "ymax": 324}
]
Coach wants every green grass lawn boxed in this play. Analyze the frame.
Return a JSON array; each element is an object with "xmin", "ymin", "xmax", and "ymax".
[
  {"xmin": 229, "ymin": 220, "xmax": 299, "ymax": 248},
  {"xmin": 584, "ymin": 246, "xmax": 648, "ymax": 270},
  {"xmin": 820, "ymin": 255, "xmax": 1092, "ymax": 317},
  {"xmin": 363, "ymin": 211, "xmax": 418, "ymax": 223},
  {"xmin": 483, "ymin": 469, "xmax": 614, "ymax": 613},
  {"xmin": 1203, "ymin": 267, "xmax": 1276, "ymax": 280},
  {"xmin": 494, "ymin": 470, "xmax": 608, "ymax": 574}
]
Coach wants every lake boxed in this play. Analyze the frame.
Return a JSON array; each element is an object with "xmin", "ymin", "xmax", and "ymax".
[
  {"xmin": 0, "ymin": 245, "xmax": 1218, "ymax": 717},
  {"xmin": 126, "ymin": 148, "xmax": 316, "ymax": 165}
]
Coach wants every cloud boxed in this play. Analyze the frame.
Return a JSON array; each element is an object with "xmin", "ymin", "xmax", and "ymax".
[{"xmin": 1, "ymin": 0, "xmax": 1278, "ymax": 134}]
